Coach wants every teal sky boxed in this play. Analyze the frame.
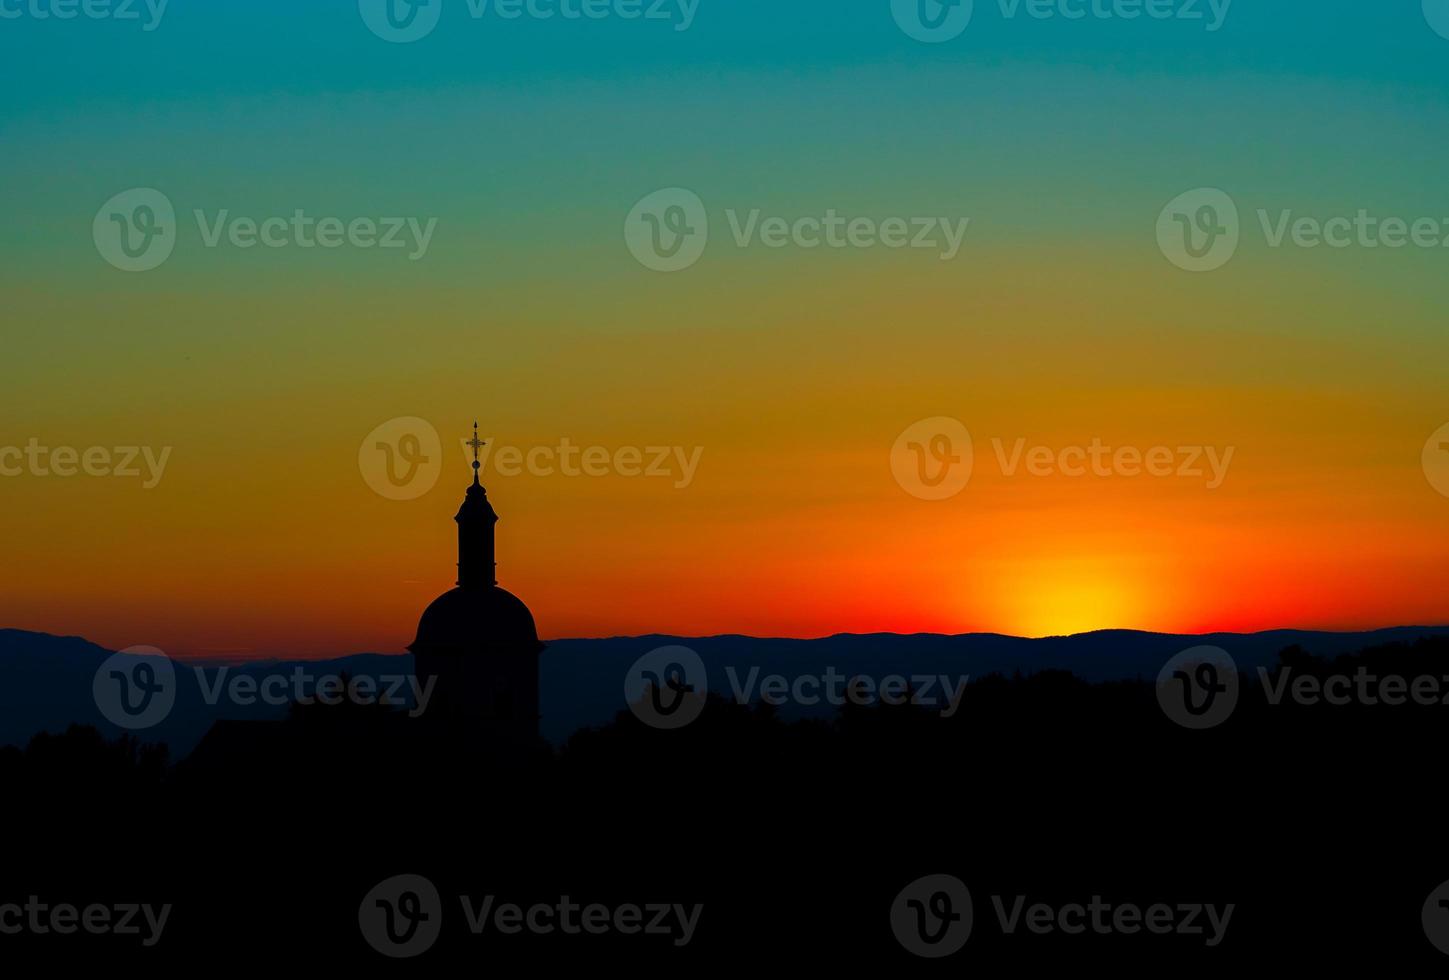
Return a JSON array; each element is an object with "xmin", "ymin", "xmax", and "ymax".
[
  {"xmin": 1, "ymin": 2, "xmax": 1448, "ymax": 104},
  {"xmin": 5, "ymin": 3, "xmax": 1449, "ymax": 268}
]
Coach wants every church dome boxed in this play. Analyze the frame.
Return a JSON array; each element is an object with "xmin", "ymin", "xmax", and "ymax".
[{"xmin": 410, "ymin": 586, "xmax": 542, "ymax": 652}]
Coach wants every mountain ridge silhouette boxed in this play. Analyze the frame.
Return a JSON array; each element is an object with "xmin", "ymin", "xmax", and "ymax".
[{"xmin": 6, "ymin": 624, "xmax": 1449, "ymax": 758}]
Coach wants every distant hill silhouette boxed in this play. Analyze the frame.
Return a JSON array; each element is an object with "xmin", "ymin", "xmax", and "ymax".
[
  {"xmin": 0, "ymin": 629, "xmax": 404, "ymax": 756},
  {"xmin": 5, "ymin": 624, "xmax": 1449, "ymax": 756}
]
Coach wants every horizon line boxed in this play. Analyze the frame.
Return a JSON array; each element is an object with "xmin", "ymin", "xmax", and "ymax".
[{"xmin": 7, "ymin": 623, "xmax": 1449, "ymax": 664}]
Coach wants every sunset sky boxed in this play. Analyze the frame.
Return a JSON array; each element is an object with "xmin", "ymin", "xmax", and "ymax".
[{"xmin": 3, "ymin": 2, "xmax": 1448, "ymax": 657}]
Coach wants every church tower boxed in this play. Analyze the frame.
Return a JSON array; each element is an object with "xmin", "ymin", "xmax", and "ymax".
[{"xmin": 409, "ymin": 424, "xmax": 543, "ymax": 752}]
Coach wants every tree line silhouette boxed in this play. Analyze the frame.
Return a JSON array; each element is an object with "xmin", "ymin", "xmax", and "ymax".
[{"xmin": 5, "ymin": 637, "xmax": 1449, "ymax": 968}]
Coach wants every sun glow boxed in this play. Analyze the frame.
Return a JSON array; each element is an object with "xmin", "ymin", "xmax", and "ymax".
[{"xmin": 990, "ymin": 561, "xmax": 1155, "ymax": 638}]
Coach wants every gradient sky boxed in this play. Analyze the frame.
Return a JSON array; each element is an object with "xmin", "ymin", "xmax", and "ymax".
[{"xmin": 2, "ymin": 1, "xmax": 1448, "ymax": 657}]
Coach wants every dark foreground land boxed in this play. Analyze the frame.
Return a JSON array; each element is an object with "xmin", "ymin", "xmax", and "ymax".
[{"xmin": 4, "ymin": 635, "xmax": 1449, "ymax": 970}]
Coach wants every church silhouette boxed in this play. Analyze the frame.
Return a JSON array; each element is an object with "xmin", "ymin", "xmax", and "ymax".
[
  {"xmin": 410, "ymin": 424, "xmax": 544, "ymax": 750},
  {"xmin": 178, "ymin": 426, "xmax": 547, "ymax": 774}
]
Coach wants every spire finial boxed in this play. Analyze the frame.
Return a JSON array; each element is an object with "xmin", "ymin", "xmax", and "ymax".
[{"xmin": 466, "ymin": 421, "xmax": 485, "ymax": 486}]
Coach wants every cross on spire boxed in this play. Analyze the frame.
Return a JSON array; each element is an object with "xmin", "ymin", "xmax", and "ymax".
[{"xmin": 467, "ymin": 422, "xmax": 486, "ymax": 485}]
